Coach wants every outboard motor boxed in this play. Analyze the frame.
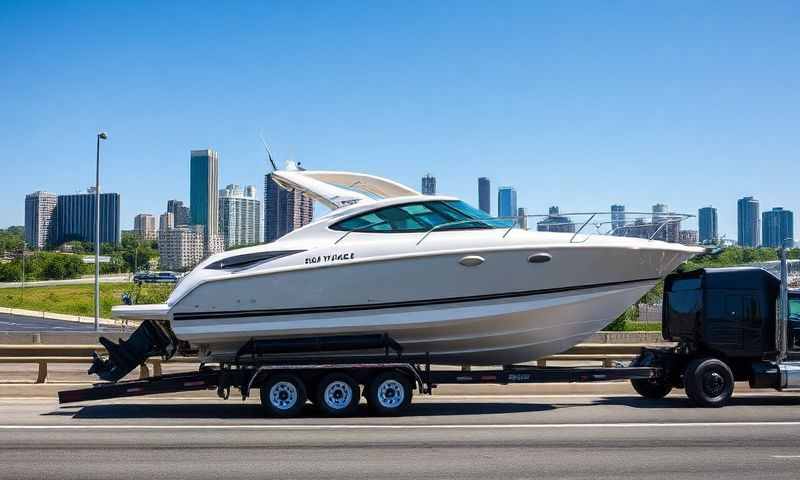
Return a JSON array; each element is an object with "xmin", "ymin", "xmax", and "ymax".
[{"xmin": 89, "ymin": 320, "xmax": 178, "ymax": 382}]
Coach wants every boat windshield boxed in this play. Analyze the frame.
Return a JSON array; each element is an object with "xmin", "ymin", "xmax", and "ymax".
[{"xmin": 331, "ymin": 200, "xmax": 513, "ymax": 233}]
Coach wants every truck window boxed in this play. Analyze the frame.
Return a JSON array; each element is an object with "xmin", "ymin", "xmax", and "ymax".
[{"xmin": 790, "ymin": 297, "xmax": 800, "ymax": 319}]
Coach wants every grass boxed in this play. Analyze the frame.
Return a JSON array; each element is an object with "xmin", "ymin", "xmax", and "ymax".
[
  {"xmin": 0, "ymin": 283, "xmax": 173, "ymax": 318},
  {"xmin": 617, "ymin": 321, "xmax": 662, "ymax": 332}
]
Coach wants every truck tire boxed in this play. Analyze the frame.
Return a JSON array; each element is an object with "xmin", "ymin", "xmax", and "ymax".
[
  {"xmin": 316, "ymin": 373, "xmax": 360, "ymax": 416},
  {"xmin": 366, "ymin": 371, "xmax": 413, "ymax": 416},
  {"xmin": 683, "ymin": 358, "xmax": 734, "ymax": 408},
  {"xmin": 260, "ymin": 374, "xmax": 307, "ymax": 417},
  {"xmin": 631, "ymin": 378, "xmax": 672, "ymax": 399}
]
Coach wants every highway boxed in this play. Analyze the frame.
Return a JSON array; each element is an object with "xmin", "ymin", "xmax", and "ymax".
[
  {"xmin": 0, "ymin": 312, "xmax": 121, "ymax": 331},
  {"xmin": 2, "ymin": 393, "xmax": 800, "ymax": 479}
]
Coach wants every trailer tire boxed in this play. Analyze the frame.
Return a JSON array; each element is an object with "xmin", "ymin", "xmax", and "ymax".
[
  {"xmin": 260, "ymin": 374, "xmax": 307, "ymax": 417},
  {"xmin": 316, "ymin": 373, "xmax": 360, "ymax": 416},
  {"xmin": 367, "ymin": 371, "xmax": 413, "ymax": 416},
  {"xmin": 631, "ymin": 378, "xmax": 672, "ymax": 400},
  {"xmin": 683, "ymin": 358, "xmax": 734, "ymax": 408}
]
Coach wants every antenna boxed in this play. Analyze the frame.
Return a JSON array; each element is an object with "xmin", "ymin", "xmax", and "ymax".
[{"xmin": 259, "ymin": 133, "xmax": 278, "ymax": 171}]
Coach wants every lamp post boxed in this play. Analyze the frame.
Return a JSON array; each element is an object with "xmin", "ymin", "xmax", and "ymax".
[{"xmin": 95, "ymin": 132, "xmax": 108, "ymax": 331}]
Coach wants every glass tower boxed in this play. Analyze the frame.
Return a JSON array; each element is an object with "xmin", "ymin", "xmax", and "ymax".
[
  {"xmin": 497, "ymin": 187, "xmax": 517, "ymax": 219},
  {"xmin": 737, "ymin": 196, "xmax": 760, "ymax": 247},
  {"xmin": 190, "ymin": 149, "xmax": 219, "ymax": 238},
  {"xmin": 478, "ymin": 177, "xmax": 491, "ymax": 214},
  {"xmin": 698, "ymin": 206, "xmax": 718, "ymax": 244},
  {"xmin": 762, "ymin": 207, "xmax": 794, "ymax": 248}
]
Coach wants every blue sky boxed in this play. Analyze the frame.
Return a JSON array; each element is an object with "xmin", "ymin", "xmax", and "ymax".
[{"xmin": 2, "ymin": 1, "xmax": 798, "ymax": 239}]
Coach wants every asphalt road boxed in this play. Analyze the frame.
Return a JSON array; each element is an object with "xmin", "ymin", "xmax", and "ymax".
[
  {"xmin": 3, "ymin": 393, "xmax": 800, "ymax": 479},
  {"xmin": 0, "ymin": 312, "xmax": 120, "ymax": 331}
]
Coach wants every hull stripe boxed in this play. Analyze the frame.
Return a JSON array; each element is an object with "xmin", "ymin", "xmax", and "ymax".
[{"xmin": 172, "ymin": 277, "xmax": 661, "ymax": 321}]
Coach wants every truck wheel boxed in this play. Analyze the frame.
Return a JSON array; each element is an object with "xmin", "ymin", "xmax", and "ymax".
[
  {"xmin": 260, "ymin": 374, "xmax": 307, "ymax": 417},
  {"xmin": 683, "ymin": 358, "xmax": 734, "ymax": 408},
  {"xmin": 367, "ymin": 371, "xmax": 413, "ymax": 416},
  {"xmin": 316, "ymin": 373, "xmax": 360, "ymax": 416},
  {"xmin": 631, "ymin": 378, "xmax": 672, "ymax": 399}
]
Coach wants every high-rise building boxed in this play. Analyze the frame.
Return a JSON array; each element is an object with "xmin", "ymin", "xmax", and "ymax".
[
  {"xmin": 167, "ymin": 200, "xmax": 190, "ymax": 227},
  {"xmin": 611, "ymin": 205, "xmax": 625, "ymax": 233},
  {"xmin": 698, "ymin": 206, "xmax": 718, "ymax": 244},
  {"xmin": 24, "ymin": 191, "xmax": 57, "ymax": 249},
  {"xmin": 679, "ymin": 230, "xmax": 699, "ymax": 246},
  {"xmin": 264, "ymin": 173, "xmax": 314, "ymax": 243},
  {"xmin": 497, "ymin": 187, "xmax": 517, "ymax": 219},
  {"xmin": 159, "ymin": 212, "xmax": 174, "ymax": 232},
  {"xmin": 158, "ymin": 225, "xmax": 206, "ymax": 271},
  {"xmin": 737, "ymin": 196, "xmax": 760, "ymax": 247},
  {"xmin": 219, "ymin": 184, "xmax": 262, "ymax": 249},
  {"xmin": 133, "ymin": 214, "xmax": 157, "ymax": 242},
  {"xmin": 651, "ymin": 204, "xmax": 679, "ymax": 243},
  {"xmin": 537, "ymin": 206, "xmax": 575, "ymax": 233},
  {"xmin": 51, "ymin": 190, "xmax": 121, "ymax": 246},
  {"xmin": 478, "ymin": 177, "xmax": 491, "ymax": 214},
  {"xmin": 517, "ymin": 207, "xmax": 528, "ymax": 230},
  {"xmin": 762, "ymin": 207, "xmax": 794, "ymax": 248},
  {"xmin": 190, "ymin": 149, "xmax": 219, "ymax": 238},
  {"xmin": 421, "ymin": 174, "xmax": 436, "ymax": 195}
]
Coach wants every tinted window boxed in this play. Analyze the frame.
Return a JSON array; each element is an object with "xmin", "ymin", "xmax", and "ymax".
[
  {"xmin": 332, "ymin": 201, "xmax": 511, "ymax": 233},
  {"xmin": 791, "ymin": 296, "xmax": 800, "ymax": 319}
]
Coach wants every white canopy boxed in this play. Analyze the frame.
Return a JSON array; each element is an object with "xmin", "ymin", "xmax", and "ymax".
[{"xmin": 271, "ymin": 169, "xmax": 420, "ymax": 209}]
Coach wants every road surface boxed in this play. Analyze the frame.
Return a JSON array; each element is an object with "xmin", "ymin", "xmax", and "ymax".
[
  {"xmin": 0, "ymin": 312, "xmax": 120, "ymax": 331},
  {"xmin": 2, "ymin": 393, "xmax": 800, "ymax": 479}
]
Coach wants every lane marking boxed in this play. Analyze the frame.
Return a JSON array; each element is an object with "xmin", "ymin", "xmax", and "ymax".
[
  {"xmin": 771, "ymin": 455, "xmax": 800, "ymax": 458},
  {"xmin": 1, "ymin": 421, "xmax": 800, "ymax": 430}
]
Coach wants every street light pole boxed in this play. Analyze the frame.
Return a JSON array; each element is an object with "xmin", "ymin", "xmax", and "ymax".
[
  {"xmin": 95, "ymin": 132, "xmax": 108, "ymax": 331},
  {"xmin": 20, "ymin": 243, "xmax": 25, "ymax": 303}
]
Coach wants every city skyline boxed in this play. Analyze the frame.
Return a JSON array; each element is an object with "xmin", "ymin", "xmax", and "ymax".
[{"xmin": 3, "ymin": 3, "xmax": 800, "ymax": 241}]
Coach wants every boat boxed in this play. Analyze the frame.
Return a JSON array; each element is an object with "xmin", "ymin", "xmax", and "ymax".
[{"xmin": 110, "ymin": 167, "xmax": 703, "ymax": 369}]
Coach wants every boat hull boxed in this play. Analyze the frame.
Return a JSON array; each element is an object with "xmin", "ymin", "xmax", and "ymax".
[{"xmin": 177, "ymin": 279, "xmax": 655, "ymax": 365}]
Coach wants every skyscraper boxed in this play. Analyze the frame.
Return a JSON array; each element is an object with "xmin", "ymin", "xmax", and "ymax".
[
  {"xmin": 219, "ymin": 184, "xmax": 262, "ymax": 249},
  {"xmin": 24, "ymin": 191, "xmax": 57, "ymax": 249},
  {"xmin": 698, "ymin": 206, "xmax": 718, "ymax": 244},
  {"xmin": 762, "ymin": 207, "xmax": 794, "ymax": 248},
  {"xmin": 190, "ymin": 149, "xmax": 219, "ymax": 237},
  {"xmin": 737, "ymin": 196, "xmax": 760, "ymax": 247},
  {"xmin": 478, "ymin": 177, "xmax": 491, "ymax": 214},
  {"xmin": 421, "ymin": 174, "xmax": 436, "ymax": 195},
  {"xmin": 159, "ymin": 212, "xmax": 174, "ymax": 232},
  {"xmin": 611, "ymin": 204, "xmax": 625, "ymax": 233},
  {"xmin": 159, "ymin": 225, "xmax": 206, "ymax": 271},
  {"xmin": 264, "ymin": 173, "xmax": 314, "ymax": 243},
  {"xmin": 537, "ymin": 206, "xmax": 575, "ymax": 233},
  {"xmin": 167, "ymin": 200, "xmax": 191, "ymax": 227},
  {"xmin": 651, "ymin": 203, "xmax": 679, "ymax": 243},
  {"xmin": 497, "ymin": 187, "xmax": 517, "ymax": 219},
  {"xmin": 517, "ymin": 207, "xmax": 528, "ymax": 230},
  {"xmin": 133, "ymin": 214, "xmax": 156, "ymax": 242},
  {"xmin": 51, "ymin": 190, "xmax": 121, "ymax": 246}
]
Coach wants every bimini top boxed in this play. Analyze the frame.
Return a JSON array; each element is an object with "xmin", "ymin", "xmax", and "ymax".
[{"xmin": 271, "ymin": 168, "xmax": 421, "ymax": 210}]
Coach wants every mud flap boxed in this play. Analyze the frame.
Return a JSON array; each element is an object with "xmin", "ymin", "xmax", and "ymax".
[{"xmin": 89, "ymin": 320, "xmax": 178, "ymax": 382}]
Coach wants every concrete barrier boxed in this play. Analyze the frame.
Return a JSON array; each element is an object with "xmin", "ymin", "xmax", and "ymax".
[{"xmin": 0, "ymin": 343, "xmax": 666, "ymax": 384}]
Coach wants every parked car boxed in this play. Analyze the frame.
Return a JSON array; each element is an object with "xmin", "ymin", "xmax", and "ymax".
[{"xmin": 133, "ymin": 271, "xmax": 179, "ymax": 285}]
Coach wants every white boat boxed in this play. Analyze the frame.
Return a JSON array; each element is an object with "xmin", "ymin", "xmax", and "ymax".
[{"xmin": 112, "ymin": 168, "xmax": 703, "ymax": 366}]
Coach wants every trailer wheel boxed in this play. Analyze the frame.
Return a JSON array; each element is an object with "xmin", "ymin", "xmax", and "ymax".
[
  {"xmin": 631, "ymin": 378, "xmax": 673, "ymax": 400},
  {"xmin": 260, "ymin": 374, "xmax": 307, "ymax": 417},
  {"xmin": 367, "ymin": 371, "xmax": 413, "ymax": 416},
  {"xmin": 683, "ymin": 358, "xmax": 734, "ymax": 408},
  {"xmin": 316, "ymin": 373, "xmax": 360, "ymax": 416}
]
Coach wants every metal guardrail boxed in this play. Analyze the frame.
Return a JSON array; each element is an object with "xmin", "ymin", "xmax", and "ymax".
[{"xmin": 0, "ymin": 343, "xmax": 667, "ymax": 384}]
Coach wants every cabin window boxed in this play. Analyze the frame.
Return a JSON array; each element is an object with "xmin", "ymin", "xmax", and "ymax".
[{"xmin": 331, "ymin": 201, "xmax": 511, "ymax": 233}]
